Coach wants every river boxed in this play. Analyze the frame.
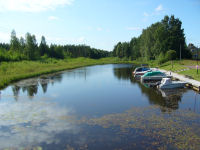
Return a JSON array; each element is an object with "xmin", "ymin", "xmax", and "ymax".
[{"xmin": 0, "ymin": 64, "xmax": 200, "ymax": 150}]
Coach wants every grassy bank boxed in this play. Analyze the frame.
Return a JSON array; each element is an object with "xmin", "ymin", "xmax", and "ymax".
[
  {"xmin": 158, "ymin": 60, "xmax": 200, "ymax": 81},
  {"xmin": 0, "ymin": 57, "xmax": 133, "ymax": 89}
]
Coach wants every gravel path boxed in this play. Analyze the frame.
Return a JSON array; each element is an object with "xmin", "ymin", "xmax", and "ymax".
[{"xmin": 185, "ymin": 65, "xmax": 197, "ymax": 69}]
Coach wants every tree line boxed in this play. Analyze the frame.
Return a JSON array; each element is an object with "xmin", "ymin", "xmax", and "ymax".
[
  {"xmin": 113, "ymin": 15, "xmax": 192, "ymax": 63},
  {"xmin": 0, "ymin": 30, "xmax": 111, "ymax": 62}
]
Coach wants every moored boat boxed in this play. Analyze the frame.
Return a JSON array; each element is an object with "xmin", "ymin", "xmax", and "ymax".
[
  {"xmin": 133, "ymin": 67, "xmax": 151, "ymax": 77},
  {"xmin": 158, "ymin": 78, "xmax": 186, "ymax": 89},
  {"xmin": 141, "ymin": 71, "xmax": 171, "ymax": 82}
]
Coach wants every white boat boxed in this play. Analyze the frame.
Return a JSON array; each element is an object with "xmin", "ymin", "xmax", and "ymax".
[
  {"xmin": 132, "ymin": 67, "xmax": 151, "ymax": 77},
  {"xmin": 158, "ymin": 78, "xmax": 186, "ymax": 89}
]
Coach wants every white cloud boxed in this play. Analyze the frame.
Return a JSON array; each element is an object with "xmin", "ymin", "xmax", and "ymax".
[
  {"xmin": 143, "ymin": 12, "xmax": 149, "ymax": 17},
  {"xmin": 126, "ymin": 27, "xmax": 141, "ymax": 31},
  {"xmin": 97, "ymin": 27, "xmax": 103, "ymax": 31},
  {"xmin": 155, "ymin": 4, "xmax": 163, "ymax": 12},
  {"xmin": 48, "ymin": 16, "xmax": 59, "ymax": 21},
  {"xmin": 0, "ymin": 0, "xmax": 74, "ymax": 12},
  {"xmin": 0, "ymin": 98, "xmax": 77, "ymax": 149},
  {"xmin": 0, "ymin": 31, "xmax": 10, "ymax": 42},
  {"xmin": 77, "ymin": 36, "xmax": 85, "ymax": 43},
  {"xmin": 47, "ymin": 36, "xmax": 86, "ymax": 45},
  {"xmin": 143, "ymin": 4, "xmax": 164, "ymax": 20}
]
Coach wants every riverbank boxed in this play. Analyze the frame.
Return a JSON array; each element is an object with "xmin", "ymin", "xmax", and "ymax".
[
  {"xmin": 1, "ymin": 57, "xmax": 199, "ymax": 90},
  {"xmin": 0, "ymin": 57, "xmax": 132, "ymax": 89}
]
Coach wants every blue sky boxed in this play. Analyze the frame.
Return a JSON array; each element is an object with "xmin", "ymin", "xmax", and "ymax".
[{"xmin": 0, "ymin": 0, "xmax": 199, "ymax": 51}]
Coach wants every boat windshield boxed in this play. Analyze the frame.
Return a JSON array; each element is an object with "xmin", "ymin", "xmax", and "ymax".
[
  {"xmin": 142, "ymin": 68, "xmax": 150, "ymax": 71},
  {"xmin": 162, "ymin": 78, "xmax": 171, "ymax": 84},
  {"xmin": 135, "ymin": 67, "xmax": 150, "ymax": 72}
]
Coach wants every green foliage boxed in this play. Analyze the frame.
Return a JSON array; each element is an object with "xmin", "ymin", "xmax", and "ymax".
[
  {"xmin": 157, "ymin": 52, "xmax": 167, "ymax": 64},
  {"xmin": 113, "ymin": 15, "xmax": 192, "ymax": 60},
  {"xmin": 130, "ymin": 37, "xmax": 140, "ymax": 60},
  {"xmin": 24, "ymin": 33, "xmax": 42, "ymax": 60},
  {"xmin": 0, "ymin": 31, "xmax": 110, "ymax": 62},
  {"xmin": 10, "ymin": 30, "xmax": 20, "ymax": 52},
  {"xmin": 39, "ymin": 36, "xmax": 48, "ymax": 56},
  {"xmin": 0, "ymin": 48, "xmax": 26, "ymax": 61},
  {"xmin": 166, "ymin": 50, "xmax": 177, "ymax": 61}
]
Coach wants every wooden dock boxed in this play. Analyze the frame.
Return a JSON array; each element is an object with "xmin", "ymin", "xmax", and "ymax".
[{"xmin": 159, "ymin": 69, "xmax": 200, "ymax": 92}]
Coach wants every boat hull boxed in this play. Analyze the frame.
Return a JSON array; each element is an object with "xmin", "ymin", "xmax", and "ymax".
[
  {"xmin": 141, "ymin": 76, "xmax": 172, "ymax": 82},
  {"xmin": 159, "ymin": 82, "xmax": 186, "ymax": 89}
]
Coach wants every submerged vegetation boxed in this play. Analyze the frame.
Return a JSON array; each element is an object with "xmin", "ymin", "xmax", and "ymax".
[{"xmin": 79, "ymin": 106, "xmax": 200, "ymax": 150}]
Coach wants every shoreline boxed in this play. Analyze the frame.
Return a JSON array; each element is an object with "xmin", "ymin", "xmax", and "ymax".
[
  {"xmin": 1, "ymin": 58, "xmax": 200, "ymax": 92},
  {"xmin": 0, "ymin": 57, "xmax": 133, "ymax": 89}
]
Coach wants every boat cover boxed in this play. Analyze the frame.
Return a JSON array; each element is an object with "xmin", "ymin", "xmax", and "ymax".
[{"xmin": 143, "ymin": 71, "xmax": 163, "ymax": 77}]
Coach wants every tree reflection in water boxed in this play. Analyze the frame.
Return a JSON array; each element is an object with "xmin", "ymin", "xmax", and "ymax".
[
  {"xmin": 12, "ymin": 86, "xmax": 20, "ymax": 101},
  {"xmin": 11, "ymin": 72, "xmax": 64, "ymax": 98},
  {"xmin": 113, "ymin": 65, "xmax": 188, "ymax": 112}
]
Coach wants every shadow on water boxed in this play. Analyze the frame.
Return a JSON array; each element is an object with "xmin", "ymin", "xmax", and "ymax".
[
  {"xmin": 113, "ymin": 66, "xmax": 133, "ymax": 81},
  {"xmin": 113, "ymin": 65, "xmax": 189, "ymax": 112}
]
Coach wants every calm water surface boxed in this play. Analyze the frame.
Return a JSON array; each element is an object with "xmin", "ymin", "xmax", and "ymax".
[{"xmin": 0, "ymin": 64, "xmax": 200, "ymax": 150}]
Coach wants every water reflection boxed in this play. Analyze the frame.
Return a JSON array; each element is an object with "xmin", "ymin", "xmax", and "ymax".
[
  {"xmin": 0, "ymin": 98, "xmax": 76, "ymax": 149},
  {"xmin": 113, "ymin": 66, "xmax": 133, "ymax": 80},
  {"xmin": 12, "ymin": 86, "xmax": 20, "ymax": 101},
  {"xmin": 8, "ymin": 65, "xmax": 200, "ymax": 114},
  {"xmin": 0, "ymin": 64, "xmax": 200, "ymax": 149},
  {"xmin": 11, "ymin": 73, "xmax": 63, "ymax": 98},
  {"xmin": 11, "ymin": 68, "xmax": 91, "ymax": 98},
  {"xmin": 113, "ymin": 66, "xmax": 189, "ymax": 112},
  {"xmin": 193, "ymin": 93, "xmax": 200, "ymax": 113},
  {"xmin": 40, "ymin": 81, "xmax": 48, "ymax": 93}
]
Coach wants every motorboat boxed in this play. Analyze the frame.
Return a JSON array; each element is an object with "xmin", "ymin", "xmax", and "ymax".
[
  {"xmin": 158, "ymin": 78, "xmax": 186, "ymax": 89},
  {"xmin": 141, "ymin": 71, "xmax": 171, "ymax": 82},
  {"xmin": 133, "ymin": 67, "xmax": 151, "ymax": 77}
]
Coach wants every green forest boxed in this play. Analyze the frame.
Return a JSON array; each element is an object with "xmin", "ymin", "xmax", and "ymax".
[
  {"xmin": 0, "ymin": 15, "xmax": 194, "ymax": 64},
  {"xmin": 0, "ymin": 30, "xmax": 111, "ymax": 62},
  {"xmin": 112, "ymin": 15, "xmax": 192, "ymax": 63}
]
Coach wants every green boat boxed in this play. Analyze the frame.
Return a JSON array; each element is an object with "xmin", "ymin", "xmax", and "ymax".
[{"xmin": 141, "ymin": 71, "xmax": 171, "ymax": 82}]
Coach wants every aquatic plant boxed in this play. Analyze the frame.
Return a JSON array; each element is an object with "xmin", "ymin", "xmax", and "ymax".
[{"xmin": 80, "ymin": 106, "xmax": 200, "ymax": 150}]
